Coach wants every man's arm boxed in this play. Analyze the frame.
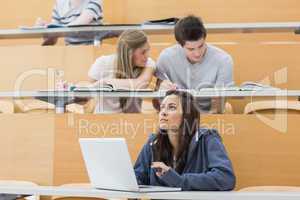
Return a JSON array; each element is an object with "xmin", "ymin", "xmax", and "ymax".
[
  {"xmin": 154, "ymin": 51, "xmax": 177, "ymax": 90},
  {"xmin": 216, "ymin": 55, "xmax": 234, "ymax": 87},
  {"xmin": 211, "ymin": 55, "xmax": 234, "ymax": 113},
  {"xmin": 69, "ymin": 0, "xmax": 103, "ymax": 25}
]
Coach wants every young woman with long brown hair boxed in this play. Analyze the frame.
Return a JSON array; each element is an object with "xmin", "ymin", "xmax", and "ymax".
[{"xmin": 134, "ymin": 90, "xmax": 235, "ymax": 191}]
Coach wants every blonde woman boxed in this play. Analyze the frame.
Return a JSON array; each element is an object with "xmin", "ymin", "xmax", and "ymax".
[{"xmin": 88, "ymin": 30, "xmax": 156, "ymax": 113}]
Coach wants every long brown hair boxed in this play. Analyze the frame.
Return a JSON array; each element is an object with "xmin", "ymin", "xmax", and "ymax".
[
  {"xmin": 116, "ymin": 29, "xmax": 147, "ymax": 79},
  {"xmin": 115, "ymin": 30, "xmax": 148, "ymax": 111},
  {"xmin": 153, "ymin": 90, "xmax": 200, "ymax": 173}
]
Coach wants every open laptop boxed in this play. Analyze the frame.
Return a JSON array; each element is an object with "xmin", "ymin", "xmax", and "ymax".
[{"xmin": 79, "ymin": 138, "xmax": 181, "ymax": 193}]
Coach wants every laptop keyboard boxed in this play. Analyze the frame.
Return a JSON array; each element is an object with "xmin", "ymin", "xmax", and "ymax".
[{"xmin": 138, "ymin": 185, "xmax": 153, "ymax": 188}]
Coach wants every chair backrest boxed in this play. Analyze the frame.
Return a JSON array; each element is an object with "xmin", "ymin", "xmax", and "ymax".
[
  {"xmin": 52, "ymin": 183, "xmax": 104, "ymax": 200},
  {"xmin": 239, "ymin": 186, "xmax": 300, "ymax": 191},
  {"xmin": 66, "ymin": 99, "xmax": 96, "ymax": 114},
  {"xmin": 0, "ymin": 180, "xmax": 39, "ymax": 200},
  {"xmin": 14, "ymin": 99, "xmax": 55, "ymax": 113},
  {"xmin": 244, "ymin": 100, "xmax": 300, "ymax": 114},
  {"xmin": 224, "ymin": 102, "xmax": 234, "ymax": 114},
  {"xmin": 14, "ymin": 99, "xmax": 97, "ymax": 114},
  {"xmin": 0, "ymin": 101, "xmax": 14, "ymax": 113}
]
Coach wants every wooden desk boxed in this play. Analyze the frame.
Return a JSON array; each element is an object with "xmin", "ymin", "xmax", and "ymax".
[
  {"xmin": 0, "ymin": 185, "xmax": 300, "ymax": 200},
  {"xmin": 0, "ymin": 89, "xmax": 299, "ymax": 113},
  {"xmin": 0, "ymin": 22, "xmax": 299, "ymax": 40}
]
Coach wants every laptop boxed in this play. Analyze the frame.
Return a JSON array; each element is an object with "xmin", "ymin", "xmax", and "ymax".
[{"xmin": 79, "ymin": 138, "xmax": 181, "ymax": 193}]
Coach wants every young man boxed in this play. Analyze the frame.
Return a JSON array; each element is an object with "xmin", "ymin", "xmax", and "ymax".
[{"xmin": 155, "ymin": 15, "xmax": 234, "ymax": 113}]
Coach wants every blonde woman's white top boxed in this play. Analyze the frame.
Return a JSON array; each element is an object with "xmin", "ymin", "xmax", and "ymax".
[{"xmin": 88, "ymin": 54, "xmax": 156, "ymax": 113}]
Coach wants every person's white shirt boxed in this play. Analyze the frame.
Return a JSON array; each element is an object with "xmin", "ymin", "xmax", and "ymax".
[{"xmin": 88, "ymin": 54, "xmax": 156, "ymax": 113}]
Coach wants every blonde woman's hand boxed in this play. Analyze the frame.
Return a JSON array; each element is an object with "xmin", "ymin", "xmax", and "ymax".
[
  {"xmin": 151, "ymin": 162, "xmax": 171, "ymax": 177},
  {"xmin": 92, "ymin": 79, "xmax": 111, "ymax": 87}
]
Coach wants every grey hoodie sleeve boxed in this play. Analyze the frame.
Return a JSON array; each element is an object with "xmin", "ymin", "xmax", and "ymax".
[
  {"xmin": 160, "ymin": 133, "xmax": 236, "ymax": 191},
  {"xmin": 134, "ymin": 136, "xmax": 153, "ymax": 185}
]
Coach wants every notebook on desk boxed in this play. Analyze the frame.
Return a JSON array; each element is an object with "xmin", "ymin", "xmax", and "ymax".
[
  {"xmin": 79, "ymin": 138, "xmax": 181, "ymax": 193},
  {"xmin": 200, "ymin": 82, "xmax": 280, "ymax": 92},
  {"xmin": 143, "ymin": 17, "xmax": 179, "ymax": 25},
  {"xmin": 68, "ymin": 23, "xmax": 140, "ymax": 28},
  {"xmin": 73, "ymin": 85, "xmax": 153, "ymax": 92},
  {"xmin": 20, "ymin": 23, "xmax": 139, "ymax": 30}
]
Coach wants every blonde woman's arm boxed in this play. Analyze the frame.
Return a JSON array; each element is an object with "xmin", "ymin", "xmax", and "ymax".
[{"xmin": 94, "ymin": 67, "xmax": 155, "ymax": 89}]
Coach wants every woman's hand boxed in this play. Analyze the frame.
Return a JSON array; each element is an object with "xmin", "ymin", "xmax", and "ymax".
[
  {"xmin": 151, "ymin": 162, "xmax": 171, "ymax": 177},
  {"xmin": 92, "ymin": 79, "xmax": 110, "ymax": 87}
]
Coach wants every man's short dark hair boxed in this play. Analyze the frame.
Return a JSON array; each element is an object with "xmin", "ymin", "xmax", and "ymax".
[{"xmin": 174, "ymin": 15, "xmax": 207, "ymax": 46}]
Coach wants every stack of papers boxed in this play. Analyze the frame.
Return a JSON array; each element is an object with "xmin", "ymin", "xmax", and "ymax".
[{"xmin": 73, "ymin": 85, "xmax": 153, "ymax": 92}]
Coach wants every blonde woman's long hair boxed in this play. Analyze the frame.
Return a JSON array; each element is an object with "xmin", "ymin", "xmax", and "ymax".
[
  {"xmin": 116, "ymin": 30, "xmax": 148, "ymax": 79},
  {"xmin": 115, "ymin": 30, "xmax": 148, "ymax": 112}
]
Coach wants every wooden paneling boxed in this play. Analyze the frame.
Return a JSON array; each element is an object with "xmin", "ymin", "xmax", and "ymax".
[
  {"xmin": 0, "ymin": 114, "xmax": 55, "ymax": 185},
  {"xmin": 204, "ymin": 114, "xmax": 300, "ymax": 188},
  {"xmin": 116, "ymin": 0, "xmax": 300, "ymax": 23},
  {"xmin": 53, "ymin": 114, "xmax": 157, "ymax": 185},
  {"xmin": 2, "ymin": 0, "xmax": 300, "ymax": 28},
  {"xmin": 102, "ymin": 0, "xmax": 127, "ymax": 23},
  {"xmin": 0, "ymin": 0, "xmax": 53, "ymax": 29},
  {"xmin": 53, "ymin": 114, "xmax": 300, "ymax": 189},
  {"xmin": 0, "ymin": 45, "xmax": 115, "ymax": 90},
  {"xmin": 219, "ymin": 40, "xmax": 300, "ymax": 89}
]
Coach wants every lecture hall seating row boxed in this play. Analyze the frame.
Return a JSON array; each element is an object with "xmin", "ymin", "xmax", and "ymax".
[{"xmin": 1, "ymin": 114, "xmax": 300, "ymax": 189}]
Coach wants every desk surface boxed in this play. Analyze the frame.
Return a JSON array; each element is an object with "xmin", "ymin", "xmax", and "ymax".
[
  {"xmin": 0, "ymin": 185, "xmax": 300, "ymax": 200},
  {"xmin": 0, "ymin": 89, "xmax": 299, "ymax": 98},
  {"xmin": 0, "ymin": 22, "xmax": 299, "ymax": 39}
]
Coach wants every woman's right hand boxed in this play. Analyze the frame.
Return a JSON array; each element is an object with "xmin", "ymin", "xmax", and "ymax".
[
  {"xmin": 92, "ymin": 79, "xmax": 110, "ymax": 87},
  {"xmin": 151, "ymin": 162, "xmax": 171, "ymax": 177}
]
